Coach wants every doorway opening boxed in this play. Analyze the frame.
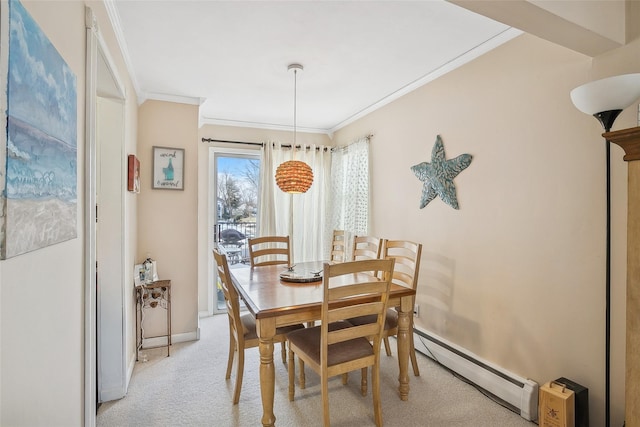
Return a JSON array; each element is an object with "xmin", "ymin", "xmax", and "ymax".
[{"xmin": 85, "ymin": 8, "xmax": 127, "ymax": 425}]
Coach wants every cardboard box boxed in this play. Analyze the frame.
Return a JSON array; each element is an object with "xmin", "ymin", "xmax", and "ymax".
[{"xmin": 540, "ymin": 381, "xmax": 575, "ymax": 427}]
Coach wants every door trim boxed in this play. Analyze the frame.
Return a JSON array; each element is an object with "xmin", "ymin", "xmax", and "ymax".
[
  {"xmin": 84, "ymin": 7, "xmax": 126, "ymax": 425},
  {"xmin": 207, "ymin": 146, "xmax": 261, "ymax": 316}
]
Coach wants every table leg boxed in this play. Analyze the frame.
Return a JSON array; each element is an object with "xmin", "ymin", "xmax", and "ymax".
[
  {"xmin": 135, "ymin": 288, "xmax": 141, "ymax": 361},
  {"xmin": 166, "ymin": 286, "xmax": 171, "ymax": 357},
  {"xmin": 397, "ymin": 297, "xmax": 412, "ymax": 400},
  {"xmin": 257, "ymin": 318, "xmax": 277, "ymax": 427}
]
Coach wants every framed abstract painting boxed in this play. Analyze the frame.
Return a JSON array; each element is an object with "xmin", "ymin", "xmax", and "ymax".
[{"xmin": 0, "ymin": 0, "xmax": 78, "ymax": 259}]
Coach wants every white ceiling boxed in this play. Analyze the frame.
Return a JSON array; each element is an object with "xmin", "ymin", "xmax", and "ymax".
[{"xmin": 109, "ymin": 0, "xmax": 519, "ymax": 134}]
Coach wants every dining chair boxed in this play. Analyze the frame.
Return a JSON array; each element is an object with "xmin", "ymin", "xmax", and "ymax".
[
  {"xmin": 286, "ymin": 258, "xmax": 395, "ymax": 427},
  {"xmin": 348, "ymin": 239, "xmax": 422, "ymax": 376},
  {"xmin": 352, "ymin": 235, "xmax": 382, "ymax": 261},
  {"xmin": 330, "ymin": 229, "xmax": 346, "ymax": 262},
  {"xmin": 248, "ymin": 235, "xmax": 291, "ymax": 267},
  {"xmin": 213, "ymin": 247, "xmax": 304, "ymax": 404}
]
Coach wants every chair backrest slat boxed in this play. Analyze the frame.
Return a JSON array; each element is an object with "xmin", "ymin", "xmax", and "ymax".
[
  {"xmin": 327, "ymin": 301, "xmax": 383, "ymax": 324},
  {"xmin": 330, "ymin": 229, "xmax": 346, "ymax": 262},
  {"xmin": 327, "ymin": 323, "xmax": 380, "ymax": 345},
  {"xmin": 327, "ymin": 281, "xmax": 386, "ymax": 301},
  {"xmin": 248, "ymin": 235, "xmax": 291, "ymax": 267}
]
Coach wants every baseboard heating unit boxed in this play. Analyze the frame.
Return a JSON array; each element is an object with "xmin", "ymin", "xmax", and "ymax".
[{"xmin": 413, "ymin": 328, "xmax": 539, "ymax": 421}]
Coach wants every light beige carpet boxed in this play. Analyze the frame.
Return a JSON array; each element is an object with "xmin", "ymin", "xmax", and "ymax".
[{"xmin": 97, "ymin": 314, "xmax": 536, "ymax": 426}]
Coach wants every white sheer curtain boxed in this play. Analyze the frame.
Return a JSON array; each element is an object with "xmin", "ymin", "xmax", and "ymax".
[
  {"xmin": 328, "ymin": 136, "xmax": 371, "ymax": 259},
  {"xmin": 258, "ymin": 142, "xmax": 331, "ymax": 263}
]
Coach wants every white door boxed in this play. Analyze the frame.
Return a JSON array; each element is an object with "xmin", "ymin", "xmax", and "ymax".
[{"xmin": 96, "ymin": 96, "xmax": 126, "ymax": 402}]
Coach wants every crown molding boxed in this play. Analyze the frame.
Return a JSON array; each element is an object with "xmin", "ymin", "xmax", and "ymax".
[
  {"xmin": 199, "ymin": 117, "xmax": 328, "ymax": 134},
  {"xmin": 104, "ymin": 0, "xmax": 141, "ymax": 100},
  {"xmin": 143, "ymin": 92, "xmax": 205, "ymax": 107}
]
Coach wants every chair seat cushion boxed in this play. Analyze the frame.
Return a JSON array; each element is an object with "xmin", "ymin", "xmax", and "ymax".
[
  {"xmin": 241, "ymin": 314, "xmax": 304, "ymax": 340},
  {"xmin": 347, "ymin": 308, "xmax": 398, "ymax": 330},
  {"xmin": 287, "ymin": 321, "xmax": 374, "ymax": 367}
]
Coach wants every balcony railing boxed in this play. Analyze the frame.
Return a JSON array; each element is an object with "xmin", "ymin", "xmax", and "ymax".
[{"xmin": 214, "ymin": 221, "xmax": 257, "ymax": 265}]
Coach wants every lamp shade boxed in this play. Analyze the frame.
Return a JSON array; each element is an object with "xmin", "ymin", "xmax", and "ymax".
[
  {"xmin": 570, "ymin": 73, "xmax": 640, "ymax": 115},
  {"xmin": 275, "ymin": 160, "xmax": 314, "ymax": 193}
]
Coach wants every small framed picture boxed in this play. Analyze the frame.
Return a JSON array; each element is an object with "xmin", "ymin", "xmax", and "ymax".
[
  {"xmin": 152, "ymin": 146, "xmax": 184, "ymax": 190},
  {"xmin": 127, "ymin": 154, "xmax": 140, "ymax": 193},
  {"xmin": 134, "ymin": 264, "xmax": 144, "ymax": 286}
]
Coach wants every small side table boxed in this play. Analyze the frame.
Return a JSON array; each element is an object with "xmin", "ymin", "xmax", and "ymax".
[{"xmin": 135, "ymin": 279, "xmax": 171, "ymax": 360}]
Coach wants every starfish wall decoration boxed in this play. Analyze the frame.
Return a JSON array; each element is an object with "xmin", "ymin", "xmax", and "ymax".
[{"xmin": 410, "ymin": 135, "xmax": 472, "ymax": 210}]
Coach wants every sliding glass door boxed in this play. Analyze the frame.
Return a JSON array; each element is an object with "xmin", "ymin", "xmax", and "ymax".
[{"xmin": 210, "ymin": 148, "xmax": 260, "ymax": 313}]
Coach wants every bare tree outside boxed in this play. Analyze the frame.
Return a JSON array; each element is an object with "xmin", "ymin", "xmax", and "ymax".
[
  {"xmin": 217, "ymin": 157, "xmax": 259, "ymax": 222},
  {"xmin": 242, "ymin": 159, "xmax": 259, "ymax": 191},
  {"xmin": 217, "ymin": 172, "xmax": 242, "ymax": 220}
]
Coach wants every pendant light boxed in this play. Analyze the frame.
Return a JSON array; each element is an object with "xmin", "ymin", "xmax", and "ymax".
[{"xmin": 275, "ymin": 63, "xmax": 314, "ymax": 193}]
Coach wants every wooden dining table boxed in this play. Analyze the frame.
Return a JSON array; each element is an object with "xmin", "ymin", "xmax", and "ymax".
[{"xmin": 230, "ymin": 260, "xmax": 416, "ymax": 427}]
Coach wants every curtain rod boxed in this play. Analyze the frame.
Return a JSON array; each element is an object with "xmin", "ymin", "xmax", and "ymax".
[
  {"xmin": 201, "ymin": 134, "xmax": 373, "ymax": 150},
  {"xmin": 201, "ymin": 138, "xmax": 262, "ymax": 146},
  {"xmin": 200, "ymin": 138, "xmax": 330, "ymax": 151}
]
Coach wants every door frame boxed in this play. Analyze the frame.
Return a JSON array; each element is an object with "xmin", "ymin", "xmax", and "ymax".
[
  {"xmin": 207, "ymin": 146, "xmax": 261, "ymax": 315},
  {"xmin": 85, "ymin": 6, "xmax": 126, "ymax": 425}
]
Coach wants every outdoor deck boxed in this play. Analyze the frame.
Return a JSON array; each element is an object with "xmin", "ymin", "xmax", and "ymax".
[{"xmin": 215, "ymin": 221, "xmax": 256, "ymax": 265}]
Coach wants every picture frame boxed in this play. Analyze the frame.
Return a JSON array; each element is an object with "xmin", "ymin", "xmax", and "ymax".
[
  {"xmin": 0, "ymin": 0, "xmax": 78, "ymax": 259},
  {"xmin": 127, "ymin": 154, "xmax": 140, "ymax": 193},
  {"xmin": 152, "ymin": 146, "xmax": 184, "ymax": 190},
  {"xmin": 134, "ymin": 264, "xmax": 144, "ymax": 286}
]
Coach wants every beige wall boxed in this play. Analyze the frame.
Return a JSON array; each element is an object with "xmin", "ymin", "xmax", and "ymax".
[
  {"xmin": 334, "ymin": 33, "xmax": 639, "ymax": 426},
  {"xmin": 0, "ymin": 0, "xmax": 139, "ymax": 424},
  {"xmin": 138, "ymin": 100, "xmax": 200, "ymax": 338},
  {"xmin": 0, "ymin": 2, "xmax": 85, "ymax": 425}
]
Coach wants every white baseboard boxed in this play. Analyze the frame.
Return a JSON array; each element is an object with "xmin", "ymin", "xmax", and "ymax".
[{"xmin": 413, "ymin": 327, "xmax": 538, "ymax": 421}]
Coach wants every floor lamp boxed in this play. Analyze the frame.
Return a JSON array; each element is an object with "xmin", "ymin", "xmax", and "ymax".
[{"xmin": 571, "ymin": 73, "xmax": 640, "ymax": 427}]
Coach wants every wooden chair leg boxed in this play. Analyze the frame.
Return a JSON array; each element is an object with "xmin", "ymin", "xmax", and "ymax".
[
  {"xmin": 299, "ymin": 359, "xmax": 306, "ymax": 389},
  {"xmin": 410, "ymin": 326, "xmax": 420, "ymax": 376},
  {"xmin": 233, "ymin": 347, "xmax": 245, "ymax": 404},
  {"xmin": 225, "ymin": 334, "xmax": 235, "ymax": 380},
  {"xmin": 372, "ymin": 362, "xmax": 382, "ymax": 427},
  {"xmin": 288, "ymin": 348, "xmax": 295, "ymax": 401},
  {"xmin": 383, "ymin": 336, "xmax": 392, "ymax": 356},
  {"xmin": 322, "ymin": 373, "xmax": 330, "ymax": 427},
  {"xmin": 281, "ymin": 341, "xmax": 287, "ymax": 364},
  {"xmin": 361, "ymin": 367, "xmax": 368, "ymax": 396},
  {"xmin": 342, "ymin": 373, "xmax": 348, "ymax": 385}
]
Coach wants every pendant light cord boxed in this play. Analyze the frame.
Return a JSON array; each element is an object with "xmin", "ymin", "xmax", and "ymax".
[
  {"xmin": 289, "ymin": 64, "xmax": 300, "ymax": 264},
  {"xmin": 293, "ymin": 68, "xmax": 297, "ymax": 152}
]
